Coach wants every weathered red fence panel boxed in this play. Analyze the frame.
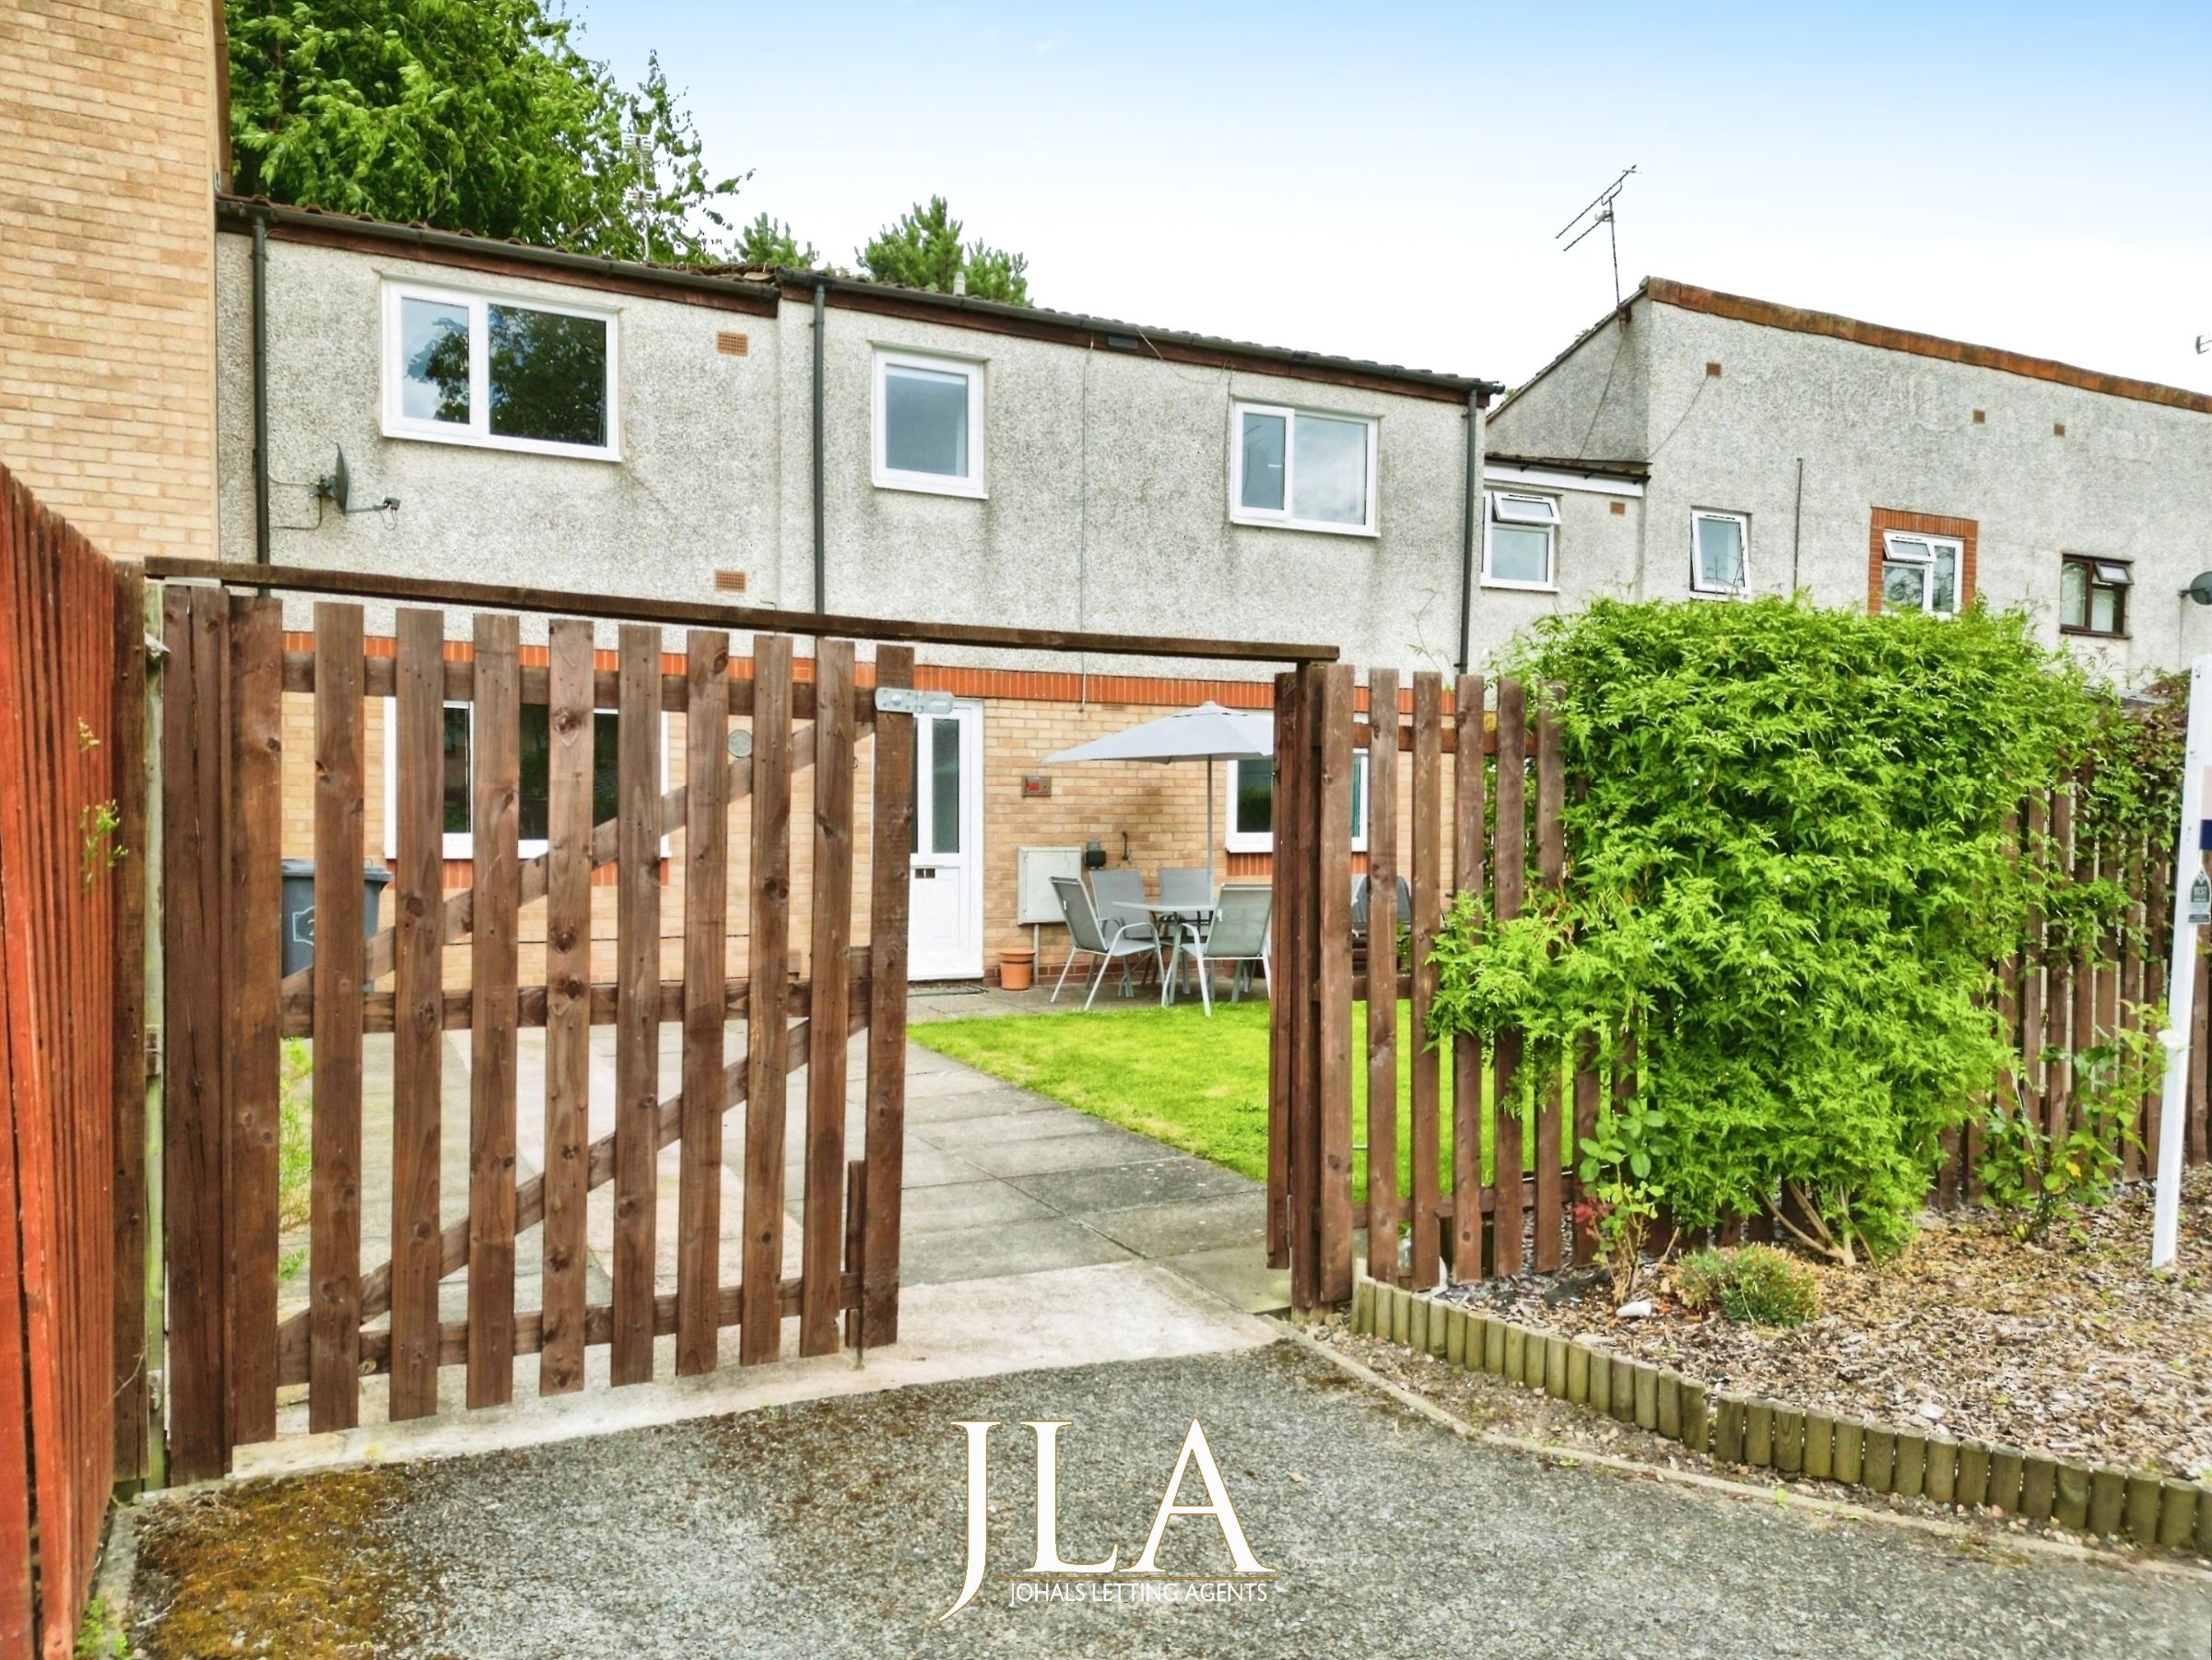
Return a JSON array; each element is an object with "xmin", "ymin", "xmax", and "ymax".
[{"xmin": 0, "ymin": 464, "xmax": 121, "ymax": 1657}]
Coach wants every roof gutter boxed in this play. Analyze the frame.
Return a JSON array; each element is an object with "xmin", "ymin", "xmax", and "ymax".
[
  {"xmin": 217, "ymin": 196, "xmax": 778, "ymax": 310},
  {"xmin": 776, "ymin": 268, "xmax": 1509, "ymax": 400}
]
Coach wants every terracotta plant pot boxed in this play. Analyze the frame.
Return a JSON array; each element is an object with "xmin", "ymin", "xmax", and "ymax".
[{"xmin": 997, "ymin": 948, "xmax": 1035, "ymax": 992}]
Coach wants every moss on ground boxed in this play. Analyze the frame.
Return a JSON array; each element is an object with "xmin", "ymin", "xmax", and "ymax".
[{"xmin": 132, "ymin": 1467, "xmax": 425, "ymax": 1659}]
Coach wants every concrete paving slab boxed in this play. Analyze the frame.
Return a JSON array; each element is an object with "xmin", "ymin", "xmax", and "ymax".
[
  {"xmin": 956, "ymin": 1126, "xmax": 1184, "ymax": 1179},
  {"xmin": 897, "ymin": 1177, "xmax": 1063, "ymax": 1235},
  {"xmin": 915, "ymin": 1106, "xmax": 1114, "ymax": 1149},
  {"xmin": 1152, "ymin": 1242, "xmax": 1292, "ymax": 1316},
  {"xmin": 903, "ymin": 1086, "xmax": 1064, "ymax": 1126},
  {"xmin": 1007, "ymin": 1154, "xmax": 1253, "ymax": 1216},
  {"xmin": 1083, "ymin": 1192, "xmax": 1271, "ymax": 1258},
  {"xmin": 898, "ymin": 1217, "xmax": 1136, "ymax": 1288},
  {"xmin": 230, "ymin": 1259, "xmax": 1269, "ymax": 1482}
]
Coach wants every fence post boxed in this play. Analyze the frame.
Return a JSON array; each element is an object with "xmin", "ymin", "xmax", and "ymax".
[
  {"xmin": 1316, "ymin": 664, "xmax": 1356, "ymax": 1306},
  {"xmin": 110, "ymin": 561, "xmax": 154, "ymax": 1489},
  {"xmin": 136, "ymin": 573, "xmax": 168, "ymax": 1488},
  {"xmin": 862, "ymin": 647, "xmax": 916, "ymax": 1347},
  {"xmin": 1265, "ymin": 672, "xmax": 1297, "ymax": 1273},
  {"xmin": 1363, "ymin": 669, "xmax": 1399, "ymax": 1282},
  {"xmin": 160, "ymin": 583, "xmax": 230, "ymax": 1483}
]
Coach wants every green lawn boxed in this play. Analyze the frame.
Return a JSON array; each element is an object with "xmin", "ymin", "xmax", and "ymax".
[{"xmin": 911, "ymin": 999, "xmax": 1503, "ymax": 1201}]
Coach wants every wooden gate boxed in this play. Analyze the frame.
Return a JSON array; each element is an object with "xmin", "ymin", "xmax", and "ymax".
[
  {"xmin": 144, "ymin": 558, "xmax": 1334, "ymax": 1480},
  {"xmin": 154, "ymin": 588, "xmax": 916, "ymax": 1479}
]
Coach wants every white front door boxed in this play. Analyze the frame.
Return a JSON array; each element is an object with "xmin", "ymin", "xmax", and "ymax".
[{"xmin": 908, "ymin": 700, "xmax": 983, "ymax": 981}]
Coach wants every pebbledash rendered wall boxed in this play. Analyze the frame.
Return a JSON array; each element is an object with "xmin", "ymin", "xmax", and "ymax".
[
  {"xmin": 1489, "ymin": 283, "xmax": 2212, "ymax": 681},
  {"xmin": 212, "ymin": 216, "xmax": 1483, "ymax": 677},
  {"xmin": 217, "ymin": 210, "xmax": 1492, "ymax": 978}
]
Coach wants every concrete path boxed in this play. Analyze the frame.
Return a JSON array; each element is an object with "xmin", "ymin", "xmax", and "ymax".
[
  {"xmin": 256, "ymin": 1007, "xmax": 1282, "ymax": 1469},
  {"xmin": 144, "ymin": 1343, "xmax": 2212, "ymax": 1658}
]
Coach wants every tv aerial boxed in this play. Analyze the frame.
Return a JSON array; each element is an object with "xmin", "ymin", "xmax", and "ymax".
[{"xmin": 1557, "ymin": 165, "xmax": 1638, "ymax": 308}]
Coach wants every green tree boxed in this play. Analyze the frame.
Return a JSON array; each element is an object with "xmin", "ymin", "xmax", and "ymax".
[
  {"xmin": 225, "ymin": 0, "xmax": 747, "ymax": 261},
  {"xmin": 858, "ymin": 196, "xmax": 1030, "ymax": 302},
  {"xmin": 736, "ymin": 212, "xmax": 819, "ymax": 267}
]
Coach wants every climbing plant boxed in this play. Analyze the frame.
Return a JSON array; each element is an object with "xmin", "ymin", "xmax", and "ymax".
[{"xmin": 1428, "ymin": 597, "xmax": 2179, "ymax": 1266}]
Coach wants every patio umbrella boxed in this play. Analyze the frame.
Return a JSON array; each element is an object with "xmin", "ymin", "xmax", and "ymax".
[{"xmin": 1042, "ymin": 700, "xmax": 1274, "ymax": 889}]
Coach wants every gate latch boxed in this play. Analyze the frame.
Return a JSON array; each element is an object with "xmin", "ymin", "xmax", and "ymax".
[{"xmin": 874, "ymin": 688, "xmax": 956, "ymax": 717}]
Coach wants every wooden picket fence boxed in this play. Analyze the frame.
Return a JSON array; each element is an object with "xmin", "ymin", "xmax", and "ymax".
[
  {"xmin": 1273, "ymin": 668, "xmax": 2212, "ymax": 1311},
  {"xmin": 0, "ymin": 465, "xmax": 141, "ymax": 1658},
  {"xmin": 156, "ymin": 591, "xmax": 919, "ymax": 1481}
]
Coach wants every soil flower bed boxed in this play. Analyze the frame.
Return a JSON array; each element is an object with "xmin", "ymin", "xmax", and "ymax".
[{"xmin": 1433, "ymin": 1171, "xmax": 2212, "ymax": 1482}]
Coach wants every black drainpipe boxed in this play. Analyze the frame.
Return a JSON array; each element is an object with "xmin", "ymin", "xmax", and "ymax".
[
  {"xmin": 1456, "ymin": 389, "xmax": 1488, "ymax": 674},
  {"xmin": 811, "ymin": 280, "xmax": 827, "ymax": 610},
  {"xmin": 252, "ymin": 209, "xmax": 271, "ymax": 565}
]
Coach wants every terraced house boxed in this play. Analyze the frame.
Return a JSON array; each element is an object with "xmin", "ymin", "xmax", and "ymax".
[
  {"xmin": 212, "ymin": 197, "xmax": 1510, "ymax": 984},
  {"xmin": 210, "ymin": 209, "xmax": 2212, "ymax": 987},
  {"xmin": 1484, "ymin": 277, "xmax": 2212, "ymax": 680}
]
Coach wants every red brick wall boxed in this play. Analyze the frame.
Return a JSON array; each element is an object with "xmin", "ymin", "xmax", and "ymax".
[{"xmin": 1867, "ymin": 507, "xmax": 1979, "ymax": 614}]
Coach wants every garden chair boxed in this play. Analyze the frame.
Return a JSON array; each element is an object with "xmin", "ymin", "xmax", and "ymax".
[
  {"xmin": 1051, "ymin": 876, "xmax": 1160, "ymax": 1009},
  {"xmin": 1350, "ymin": 873, "xmax": 1413, "ymax": 971},
  {"xmin": 1156, "ymin": 866, "xmax": 1215, "ymax": 992},
  {"xmin": 1159, "ymin": 866, "xmax": 1213, "ymax": 909},
  {"xmin": 1089, "ymin": 867, "xmax": 1159, "ymax": 948},
  {"xmin": 1163, "ymin": 883, "xmax": 1273, "ymax": 1015}
]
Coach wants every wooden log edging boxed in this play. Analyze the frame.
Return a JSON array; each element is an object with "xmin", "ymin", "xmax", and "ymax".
[{"xmin": 1349, "ymin": 1274, "xmax": 2212, "ymax": 1558}]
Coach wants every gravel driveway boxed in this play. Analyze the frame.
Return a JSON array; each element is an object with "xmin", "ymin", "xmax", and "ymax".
[{"xmin": 132, "ymin": 1340, "xmax": 2210, "ymax": 1659}]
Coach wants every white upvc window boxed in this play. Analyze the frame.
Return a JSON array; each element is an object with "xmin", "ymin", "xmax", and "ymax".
[
  {"xmin": 1689, "ymin": 510, "xmax": 1749, "ymax": 596},
  {"xmin": 1230, "ymin": 402, "xmax": 1379, "ymax": 536},
  {"xmin": 381, "ymin": 280, "xmax": 619, "ymax": 460},
  {"xmin": 1224, "ymin": 752, "xmax": 1369, "ymax": 854},
  {"xmin": 1481, "ymin": 490, "xmax": 1559, "ymax": 590},
  {"xmin": 1880, "ymin": 531, "xmax": 1964, "ymax": 618},
  {"xmin": 872, "ymin": 348, "xmax": 986, "ymax": 497},
  {"xmin": 382, "ymin": 700, "xmax": 665, "ymax": 860}
]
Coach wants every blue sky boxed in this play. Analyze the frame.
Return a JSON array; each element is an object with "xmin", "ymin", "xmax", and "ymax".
[{"xmin": 574, "ymin": 3, "xmax": 2212, "ymax": 392}]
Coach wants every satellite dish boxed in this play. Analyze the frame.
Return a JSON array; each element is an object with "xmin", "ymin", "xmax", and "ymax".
[
  {"xmin": 319, "ymin": 445, "xmax": 351, "ymax": 513},
  {"xmin": 2184, "ymin": 572, "xmax": 2212, "ymax": 607}
]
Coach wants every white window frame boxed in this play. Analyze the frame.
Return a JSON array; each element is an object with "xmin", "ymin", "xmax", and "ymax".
[
  {"xmin": 1480, "ymin": 490, "xmax": 1560, "ymax": 591},
  {"xmin": 1879, "ymin": 531, "xmax": 1965, "ymax": 618},
  {"xmin": 871, "ymin": 347, "xmax": 987, "ymax": 499},
  {"xmin": 1228, "ymin": 401, "xmax": 1381, "ymax": 537},
  {"xmin": 1689, "ymin": 509, "xmax": 1750, "ymax": 598},
  {"xmin": 382, "ymin": 699, "xmax": 668, "ymax": 861},
  {"xmin": 380, "ymin": 279, "xmax": 621, "ymax": 462},
  {"xmin": 1224, "ymin": 751, "xmax": 1369, "ymax": 854}
]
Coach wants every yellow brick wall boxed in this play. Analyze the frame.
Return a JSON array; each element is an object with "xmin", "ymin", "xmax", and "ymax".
[{"xmin": 0, "ymin": 1, "xmax": 220, "ymax": 558}]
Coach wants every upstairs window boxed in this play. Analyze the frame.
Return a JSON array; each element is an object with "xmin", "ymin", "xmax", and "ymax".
[
  {"xmin": 2059, "ymin": 556, "xmax": 2131, "ymax": 637},
  {"xmin": 1690, "ymin": 510, "xmax": 1748, "ymax": 595},
  {"xmin": 1230, "ymin": 403, "xmax": 1378, "ymax": 536},
  {"xmin": 1879, "ymin": 531, "xmax": 1963, "ymax": 618},
  {"xmin": 382, "ymin": 281, "xmax": 618, "ymax": 459},
  {"xmin": 1482, "ymin": 491, "xmax": 1559, "ymax": 589},
  {"xmin": 874, "ymin": 350, "xmax": 986, "ymax": 497}
]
